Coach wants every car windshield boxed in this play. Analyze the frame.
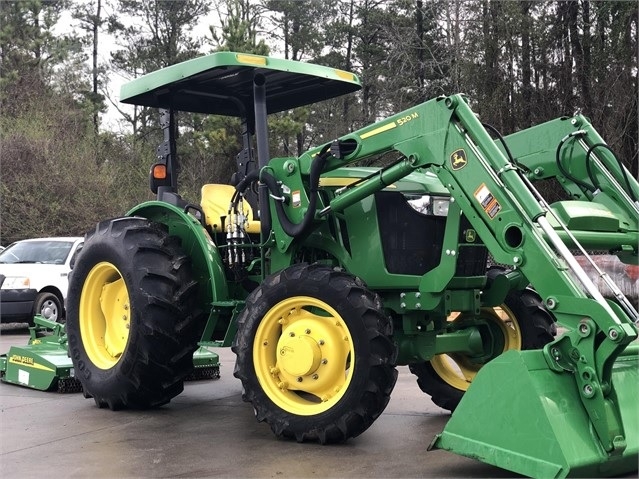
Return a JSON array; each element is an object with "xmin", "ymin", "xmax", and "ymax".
[{"xmin": 0, "ymin": 240, "xmax": 75, "ymax": 265}]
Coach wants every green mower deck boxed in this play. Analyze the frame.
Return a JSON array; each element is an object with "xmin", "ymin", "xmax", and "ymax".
[{"xmin": 0, "ymin": 316, "xmax": 220, "ymax": 392}]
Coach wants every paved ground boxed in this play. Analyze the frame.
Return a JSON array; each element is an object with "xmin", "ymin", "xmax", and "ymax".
[{"xmin": 0, "ymin": 322, "xmax": 525, "ymax": 479}]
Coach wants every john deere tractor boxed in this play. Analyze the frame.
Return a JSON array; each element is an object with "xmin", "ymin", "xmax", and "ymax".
[{"xmin": 66, "ymin": 52, "xmax": 638, "ymax": 477}]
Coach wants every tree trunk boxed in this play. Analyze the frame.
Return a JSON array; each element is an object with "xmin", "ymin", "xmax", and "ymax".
[
  {"xmin": 416, "ymin": 0, "xmax": 425, "ymax": 102},
  {"xmin": 567, "ymin": 0, "xmax": 591, "ymax": 113},
  {"xmin": 558, "ymin": 1, "xmax": 574, "ymax": 114},
  {"xmin": 92, "ymin": 0, "xmax": 101, "ymax": 134},
  {"xmin": 520, "ymin": 1, "xmax": 532, "ymax": 126},
  {"xmin": 342, "ymin": 0, "xmax": 354, "ymax": 121}
]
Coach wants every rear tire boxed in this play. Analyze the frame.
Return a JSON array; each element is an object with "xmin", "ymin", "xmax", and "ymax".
[
  {"xmin": 410, "ymin": 270, "xmax": 556, "ymax": 412},
  {"xmin": 233, "ymin": 263, "xmax": 398, "ymax": 443},
  {"xmin": 66, "ymin": 217, "xmax": 205, "ymax": 409}
]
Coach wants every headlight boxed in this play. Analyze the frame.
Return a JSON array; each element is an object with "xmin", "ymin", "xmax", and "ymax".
[
  {"xmin": 432, "ymin": 197, "xmax": 450, "ymax": 216},
  {"xmin": 407, "ymin": 195, "xmax": 450, "ymax": 216},
  {"xmin": 1, "ymin": 276, "xmax": 31, "ymax": 289}
]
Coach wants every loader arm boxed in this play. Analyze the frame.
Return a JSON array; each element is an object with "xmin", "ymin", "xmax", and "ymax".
[{"xmin": 281, "ymin": 94, "xmax": 638, "ymax": 458}]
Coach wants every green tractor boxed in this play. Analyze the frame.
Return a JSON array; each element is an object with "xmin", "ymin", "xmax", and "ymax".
[{"xmin": 66, "ymin": 52, "xmax": 638, "ymax": 477}]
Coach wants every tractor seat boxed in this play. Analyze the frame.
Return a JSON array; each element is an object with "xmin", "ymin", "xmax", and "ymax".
[{"xmin": 201, "ymin": 184, "xmax": 261, "ymax": 235}]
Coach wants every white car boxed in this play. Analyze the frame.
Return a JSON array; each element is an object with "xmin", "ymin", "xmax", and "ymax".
[{"xmin": 0, "ymin": 237, "xmax": 84, "ymax": 323}]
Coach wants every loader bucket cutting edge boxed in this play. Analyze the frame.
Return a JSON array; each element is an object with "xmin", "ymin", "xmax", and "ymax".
[{"xmin": 431, "ymin": 348, "xmax": 639, "ymax": 478}]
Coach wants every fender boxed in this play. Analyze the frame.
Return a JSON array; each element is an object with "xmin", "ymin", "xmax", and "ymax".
[{"xmin": 127, "ymin": 201, "xmax": 229, "ymax": 308}]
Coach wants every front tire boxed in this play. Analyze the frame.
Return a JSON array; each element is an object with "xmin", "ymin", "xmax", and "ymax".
[
  {"xmin": 410, "ymin": 277, "xmax": 556, "ymax": 412},
  {"xmin": 233, "ymin": 264, "xmax": 397, "ymax": 443},
  {"xmin": 66, "ymin": 217, "xmax": 205, "ymax": 409}
]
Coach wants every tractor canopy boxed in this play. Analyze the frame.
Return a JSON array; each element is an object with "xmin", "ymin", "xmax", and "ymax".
[{"xmin": 120, "ymin": 51, "xmax": 361, "ymax": 116}]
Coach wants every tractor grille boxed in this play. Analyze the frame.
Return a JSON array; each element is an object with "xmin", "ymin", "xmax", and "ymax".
[
  {"xmin": 376, "ymin": 192, "xmax": 445, "ymax": 275},
  {"xmin": 455, "ymin": 216, "xmax": 488, "ymax": 276},
  {"xmin": 455, "ymin": 245, "xmax": 489, "ymax": 276},
  {"xmin": 376, "ymin": 192, "xmax": 487, "ymax": 277}
]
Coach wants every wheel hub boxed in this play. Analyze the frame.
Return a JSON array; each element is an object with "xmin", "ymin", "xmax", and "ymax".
[
  {"xmin": 42, "ymin": 304, "xmax": 55, "ymax": 320},
  {"xmin": 431, "ymin": 306, "xmax": 522, "ymax": 391},
  {"xmin": 80, "ymin": 262, "xmax": 131, "ymax": 369},
  {"xmin": 253, "ymin": 296, "xmax": 355, "ymax": 415},
  {"xmin": 278, "ymin": 334, "xmax": 322, "ymax": 377}
]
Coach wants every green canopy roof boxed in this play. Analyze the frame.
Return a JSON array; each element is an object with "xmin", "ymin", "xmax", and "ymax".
[{"xmin": 120, "ymin": 52, "xmax": 361, "ymax": 117}]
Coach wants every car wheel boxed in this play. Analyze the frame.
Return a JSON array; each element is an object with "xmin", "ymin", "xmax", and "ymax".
[{"xmin": 33, "ymin": 292, "xmax": 63, "ymax": 323}]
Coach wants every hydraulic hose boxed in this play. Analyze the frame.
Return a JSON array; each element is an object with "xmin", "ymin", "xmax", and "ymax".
[
  {"xmin": 585, "ymin": 143, "xmax": 638, "ymax": 202},
  {"xmin": 232, "ymin": 143, "xmax": 331, "ymax": 239},
  {"xmin": 482, "ymin": 123, "xmax": 529, "ymax": 172},
  {"xmin": 555, "ymin": 134, "xmax": 597, "ymax": 193},
  {"xmin": 260, "ymin": 144, "xmax": 331, "ymax": 238},
  {"xmin": 233, "ymin": 169, "xmax": 259, "ymax": 204}
]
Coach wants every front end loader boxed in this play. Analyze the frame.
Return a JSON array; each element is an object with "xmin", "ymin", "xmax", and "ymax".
[{"xmin": 64, "ymin": 52, "xmax": 638, "ymax": 477}]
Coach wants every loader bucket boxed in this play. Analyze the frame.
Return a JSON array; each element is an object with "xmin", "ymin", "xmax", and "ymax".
[{"xmin": 431, "ymin": 346, "xmax": 639, "ymax": 478}]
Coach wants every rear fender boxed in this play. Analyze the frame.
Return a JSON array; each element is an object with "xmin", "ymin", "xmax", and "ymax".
[{"xmin": 127, "ymin": 201, "xmax": 229, "ymax": 307}]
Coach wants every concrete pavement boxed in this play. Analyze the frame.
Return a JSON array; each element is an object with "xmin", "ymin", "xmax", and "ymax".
[{"xmin": 0, "ymin": 325, "xmax": 520, "ymax": 478}]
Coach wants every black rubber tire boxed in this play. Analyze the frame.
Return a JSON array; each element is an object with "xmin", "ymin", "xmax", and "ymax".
[
  {"xmin": 410, "ymin": 268, "xmax": 556, "ymax": 412},
  {"xmin": 66, "ymin": 217, "xmax": 205, "ymax": 410},
  {"xmin": 33, "ymin": 292, "xmax": 63, "ymax": 323},
  {"xmin": 233, "ymin": 263, "xmax": 398, "ymax": 444}
]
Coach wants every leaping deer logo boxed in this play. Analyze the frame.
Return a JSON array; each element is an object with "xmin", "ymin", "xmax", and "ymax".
[{"xmin": 450, "ymin": 149, "xmax": 467, "ymax": 171}]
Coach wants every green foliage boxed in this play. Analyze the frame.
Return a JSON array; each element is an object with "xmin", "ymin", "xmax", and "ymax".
[
  {"xmin": 0, "ymin": 91, "xmax": 150, "ymax": 245},
  {"xmin": 70, "ymin": 0, "xmax": 109, "ymax": 129},
  {"xmin": 111, "ymin": 0, "xmax": 209, "ymax": 70},
  {"xmin": 211, "ymin": 0, "xmax": 269, "ymax": 55},
  {"xmin": 0, "ymin": 0, "xmax": 73, "ymax": 112},
  {"xmin": 265, "ymin": 0, "xmax": 338, "ymax": 60}
]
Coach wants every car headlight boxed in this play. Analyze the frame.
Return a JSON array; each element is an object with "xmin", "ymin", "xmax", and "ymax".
[{"xmin": 1, "ymin": 276, "xmax": 31, "ymax": 289}]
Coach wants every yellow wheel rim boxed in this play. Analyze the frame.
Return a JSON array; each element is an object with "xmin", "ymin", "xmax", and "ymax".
[
  {"xmin": 253, "ymin": 296, "xmax": 355, "ymax": 415},
  {"xmin": 431, "ymin": 305, "xmax": 522, "ymax": 391},
  {"xmin": 79, "ymin": 262, "xmax": 131, "ymax": 370}
]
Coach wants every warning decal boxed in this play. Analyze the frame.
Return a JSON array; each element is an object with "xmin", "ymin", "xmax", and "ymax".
[
  {"xmin": 474, "ymin": 183, "xmax": 502, "ymax": 219},
  {"xmin": 292, "ymin": 190, "xmax": 301, "ymax": 208}
]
